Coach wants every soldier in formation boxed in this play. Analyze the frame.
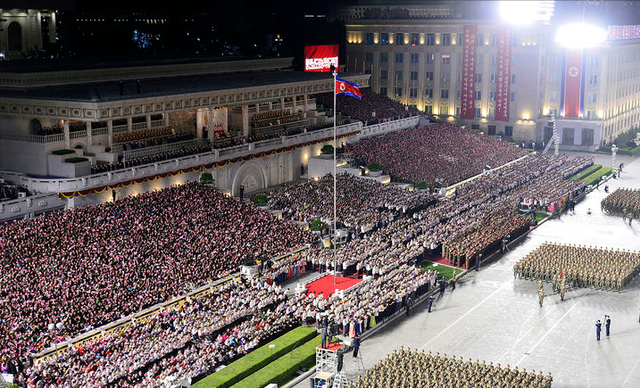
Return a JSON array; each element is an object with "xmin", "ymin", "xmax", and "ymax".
[
  {"xmin": 601, "ymin": 188, "xmax": 640, "ymax": 222},
  {"xmin": 514, "ymin": 243, "xmax": 640, "ymax": 292},
  {"xmin": 348, "ymin": 347, "xmax": 553, "ymax": 388}
]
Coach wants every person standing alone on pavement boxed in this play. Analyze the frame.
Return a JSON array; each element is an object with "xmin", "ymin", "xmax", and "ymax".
[
  {"xmin": 595, "ymin": 320, "xmax": 602, "ymax": 341},
  {"xmin": 605, "ymin": 315, "xmax": 611, "ymax": 337}
]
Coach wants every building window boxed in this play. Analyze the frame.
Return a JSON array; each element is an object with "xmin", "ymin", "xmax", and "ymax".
[
  {"xmin": 395, "ymin": 53, "xmax": 403, "ymax": 63},
  {"xmin": 380, "ymin": 53, "xmax": 388, "ymax": 63},
  {"xmin": 395, "ymin": 71, "xmax": 403, "ymax": 81},
  {"xmin": 550, "ymin": 108, "xmax": 558, "ymax": 117},
  {"xmin": 456, "ymin": 106, "xmax": 461, "ymax": 116},
  {"xmin": 551, "ymin": 73, "xmax": 559, "ymax": 84},
  {"xmin": 365, "ymin": 33, "xmax": 374, "ymax": 45},
  {"xmin": 441, "ymin": 89, "xmax": 449, "ymax": 99},
  {"xmin": 456, "ymin": 90, "xmax": 461, "ymax": 99},
  {"xmin": 490, "ymin": 73, "xmax": 497, "ymax": 83},
  {"xmin": 410, "ymin": 88, "xmax": 418, "ymax": 98},
  {"xmin": 425, "ymin": 105, "xmax": 433, "ymax": 114},
  {"xmin": 8, "ymin": 22, "xmax": 22, "ymax": 51},
  {"xmin": 380, "ymin": 87, "xmax": 387, "ymax": 95},
  {"xmin": 410, "ymin": 71, "xmax": 418, "ymax": 80},
  {"xmin": 505, "ymin": 126, "xmax": 513, "ymax": 136},
  {"xmin": 456, "ymin": 72, "xmax": 462, "ymax": 82},
  {"xmin": 562, "ymin": 127, "xmax": 575, "ymax": 145},
  {"xmin": 442, "ymin": 54, "xmax": 450, "ymax": 64},
  {"xmin": 510, "ymin": 92, "xmax": 516, "ymax": 102},
  {"xmin": 395, "ymin": 33, "xmax": 404, "ymax": 45},
  {"xmin": 410, "ymin": 53, "xmax": 419, "ymax": 63},
  {"xmin": 475, "ymin": 91, "xmax": 482, "ymax": 100},
  {"xmin": 472, "ymin": 123, "xmax": 481, "ymax": 130},
  {"xmin": 586, "ymin": 111, "xmax": 597, "ymax": 120},
  {"xmin": 490, "ymin": 91, "xmax": 496, "ymax": 101},
  {"xmin": 590, "ymin": 56, "xmax": 599, "ymax": 67},
  {"xmin": 511, "ymin": 74, "xmax": 516, "ymax": 84},
  {"xmin": 589, "ymin": 75, "xmax": 598, "ymax": 85},
  {"xmin": 442, "ymin": 71, "xmax": 450, "ymax": 82},
  {"xmin": 365, "ymin": 52, "xmax": 374, "ymax": 63},
  {"xmin": 442, "ymin": 33, "xmax": 451, "ymax": 46},
  {"xmin": 426, "ymin": 53, "xmax": 435, "ymax": 64},
  {"xmin": 395, "ymin": 87, "xmax": 403, "ymax": 97},
  {"xmin": 380, "ymin": 33, "xmax": 389, "ymax": 45},
  {"xmin": 588, "ymin": 92, "xmax": 597, "ymax": 103},
  {"xmin": 490, "ymin": 34, "xmax": 497, "ymax": 47},
  {"xmin": 426, "ymin": 71, "xmax": 434, "ymax": 81},
  {"xmin": 512, "ymin": 34, "xmax": 519, "ymax": 47},
  {"xmin": 491, "ymin": 55, "xmax": 497, "ymax": 65},
  {"xmin": 476, "ymin": 73, "xmax": 482, "ymax": 83},
  {"xmin": 411, "ymin": 33, "xmax": 420, "ymax": 45},
  {"xmin": 441, "ymin": 105, "xmax": 449, "ymax": 115},
  {"xmin": 426, "ymin": 33, "xmax": 435, "ymax": 46},
  {"xmin": 477, "ymin": 34, "xmax": 484, "ymax": 46},
  {"xmin": 477, "ymin": 55, "xmax": 483, "ymax": 65},
  {"xmin": 381, "ymin": 70, "xmax": 388, "ymax": 80},
  {"xmin": 550, "ymin": 91, "xmax": 558, "ymax": 102},
  {"xmin": 582, "ymin": 128, "xmax": 594, "ymax": 145},
  {"xmin": 425, "ymin": 88, "xmax": 433, "ymax": 98}
]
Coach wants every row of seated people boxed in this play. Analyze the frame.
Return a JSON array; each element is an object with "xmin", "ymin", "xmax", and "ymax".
[
  {"xmin": 90, "ymin": 144, "xmax": 213, "ymax": 174},
  {"xmin": 0, "ymin": 181, "xmax": 317, "ymax": 376},
  {"xmin": 248, "ymin": 119, "xmax": 349, "ymax": 143},
  {"xmin": 251, "ymin": 108, "xmax": 292, "ymax": 123},
  {"xmin": 121, "ymin": 132, "xmax": 195, "ymax": 151},
  {"xmin": 315, "ymin": 89, "xmax": 419, "ymax": 124},
  {"xmin": 253, "ymin": 113, "xmax": 305, "ymax": 128},
  {"xmin": 114, "ymin": 126, "xmax": 174, "ymax": 144},
  {"xmin": 32, "ymin": 123, "xmax": 86, "ymax": 136}
]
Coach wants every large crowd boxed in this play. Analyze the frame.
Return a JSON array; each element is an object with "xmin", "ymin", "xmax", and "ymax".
[
  {"xmin": 348, "ymin": 348, "xmax": 553, "ymax": 388},
  {"xmin": 347, "ymin": 123, "xmax": 528, "ymax": 186},
  {"xmin": 266, "ymin": 173, "xmax": 435, "ymax": 232},
  {"xmin": 0, "ymin": 182, "xmax": 315, "ymax": 367},
  {"xmin": 315, "ymin": 90, "xmax": 419, "ymax": 124},
  {"xmin": 2, "ymin": 115, "xmax": 602, "ymax": 387},
  {"xmin": 514, "ymin": 243, "xmax": 640, "ymax": 291}
]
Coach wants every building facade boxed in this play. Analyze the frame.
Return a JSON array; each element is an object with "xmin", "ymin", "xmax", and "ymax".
[{"xmin": 342, "ymin": 1, "xmax": 640, "ymax": 150}]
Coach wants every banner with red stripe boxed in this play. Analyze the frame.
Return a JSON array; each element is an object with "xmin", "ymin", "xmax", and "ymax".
[
  {"xmin": 563, "ymin": 49, "xmax": 583, "ymax": 118},
  {"xmin": 495, "ymin": 27, "xmax": 511, "ymax": 122},
  {"xmin": 460, "ymin": 25, "xmax": 477, "ymax": 120}
]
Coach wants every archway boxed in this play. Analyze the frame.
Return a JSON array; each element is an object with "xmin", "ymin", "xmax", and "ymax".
[
  {"xmin": 29, "ymin": 119, "xmax": 42, "ymax": 134},
  {"xmin": 8, "ymin": 22, "xmax": 22, "ymax": 52},
  {"xmin": 231, "ymin": 161, "xmax": 267, "ymax": 197}
]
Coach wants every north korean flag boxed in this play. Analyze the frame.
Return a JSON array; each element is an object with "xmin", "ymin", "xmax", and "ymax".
[{"xmin": 336, "ymin": 77, "xmax": 362, "ymax": 100}]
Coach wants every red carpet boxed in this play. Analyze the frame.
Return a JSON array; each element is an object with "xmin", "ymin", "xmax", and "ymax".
[{"xmin": 306, "ymin": 274, "xmax": 363, "ymax": 298}]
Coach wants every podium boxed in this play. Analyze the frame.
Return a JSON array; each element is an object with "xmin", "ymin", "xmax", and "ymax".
[{"xmin": 310, "ymin": 343, "xmax": 345, "ymax": 388}]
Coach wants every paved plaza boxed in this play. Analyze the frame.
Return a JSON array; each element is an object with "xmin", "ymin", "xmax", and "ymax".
[{"xmin": 295, "ymin": 152, "xmax": 640, "ymax": 388}]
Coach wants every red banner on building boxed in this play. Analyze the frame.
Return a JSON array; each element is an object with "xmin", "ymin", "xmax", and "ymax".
[
  {"xmin": 607, "ymin": 25, "xmax": 640, "ymax": 40},
  {"xmin": 563, "ymin": 49, "xmax": 583, "ymax": 118},
  {"xmin": 304, "ymin": 44, "xmax": 339, "ymax": 72},
  {"xmin": 460, "ymin": 25, "xmax": 477, "ymax": 119},
  {"xmin": 495, "ymin": 27, "xmax": 511, "ymax": 122}
]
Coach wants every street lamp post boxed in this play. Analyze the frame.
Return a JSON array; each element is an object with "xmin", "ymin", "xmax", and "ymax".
[{"xmin": 611, "ymin": 144, "xmax": 618, "ymax": 171}]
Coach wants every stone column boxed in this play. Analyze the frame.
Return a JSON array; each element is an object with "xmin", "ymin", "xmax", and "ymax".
[
  {"xmin": 280, "ymin": 97, "xmax": 285, "ymax": 110},
  {"xmin": 207, "ymin": 110, "xmax": 215, "ymax": 143},
  {"xmin": 164, "ymin": 113, "xmax": 170, "ymax": 126},
  {"xmin": 63, "ymin": 121, "xmax": 70, "ymax": 149},
  {"xmin": 107, "ymin": 120, "xmax": 114, "ymax": 148},
  {"xmin": 303, "ymin": 94, "xmax": 309, "ymax": 118},
  {"xmin": 146, "ymin": 114, "xmax": 151, "ymax": 129},
  {"xmin": 255, "ymin": 103, "xmax": 260, "ymax": 114},
  {"xmin": 127, "ymin": 117, "xmax": 133, "ymax": 132},
  {"xmin": 196, "ymin": 108, "xmax": 204, "ymax": 139},
  {"xmin": 242, "ymin": 105, "xmax": 250, "ymax": 138},
  {"xmin": 292, "ymin": 95, "xmax": 297, "ymax": 111},
  {"xmin": 86, "ymin": 121, "xmax": 93, "ymax": 146},
  {"xmin": 268, "ymin": 101, "xmax": 273, "ymax": 110}
]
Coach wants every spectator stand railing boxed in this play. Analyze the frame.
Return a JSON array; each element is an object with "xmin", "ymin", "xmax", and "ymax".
[
  {"xmin": 357, "ymin": 115, "xmax": 421, "ymax": 140},
  {"xmin": 32, "ymin": 270, "xmax": 247, "ymax": 365},
  {"xmin": 122, "ymin": 138, "xmax": 208, "ymax": 160}
]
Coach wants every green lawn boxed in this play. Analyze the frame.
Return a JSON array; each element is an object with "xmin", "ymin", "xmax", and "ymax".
[
  {"xmin": 582, "ymin": 166, "xmax": 612, "ymax": 185},
  {"xmin": 419, "ymin": 261, "xmax": 464, "ymax": 280},
  {"xmin": 192, "ymin": 326, "xmax": 317, "ymax": 388},
  {"xmin": 535, "ymin": 212, "xmax": 549, "ymax": 222},
  {"xmin": 229, "ymin": 335, "xmax": 320, "ymax": 388},
  {"xmin": 569, "ymin": 164, "xmax": 602, "ymax": 181}
]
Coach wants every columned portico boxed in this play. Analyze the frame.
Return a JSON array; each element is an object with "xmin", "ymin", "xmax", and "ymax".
[
  {"xmin": 196, "ymin": 108, "xmax": 205, "ymax": 139},
  {"xmin": 207, "ymin": 109, "xmax": 215, "ymax": 143}
]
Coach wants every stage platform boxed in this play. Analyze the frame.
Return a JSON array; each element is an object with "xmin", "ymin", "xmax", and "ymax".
[{"xmin": 306, "ymin": 274, "xmax": 363, "ymax": 297}]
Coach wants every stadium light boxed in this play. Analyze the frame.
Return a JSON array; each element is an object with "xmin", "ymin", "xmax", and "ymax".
[{"xmin": 555, "ymin": 23, "xmax": 607, "ymax": 48}]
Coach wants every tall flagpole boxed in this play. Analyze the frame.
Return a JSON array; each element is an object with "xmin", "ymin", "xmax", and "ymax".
[{"xmin": 333, "ymin": 69, "xmax": 337, "ymax": 286}]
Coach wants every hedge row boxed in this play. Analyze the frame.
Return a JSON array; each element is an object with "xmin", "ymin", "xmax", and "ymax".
[
  {"xmin": 229, "ymin": 334, "xmax": 320, "ymax": 388},
  {"xmin": 192, "ymin": 326, "xmax": 317, "ymax": 388},
  {"xmin": 599, "ymin": 146, "xmax": 640, "ymax": 156},
  {"xmin": 569, "ymin": 164, "xmax": 601, "ymax": 181},
  {"xmin": 583, "ymin": 166, "xmax": 612, "ymax": 186}
]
